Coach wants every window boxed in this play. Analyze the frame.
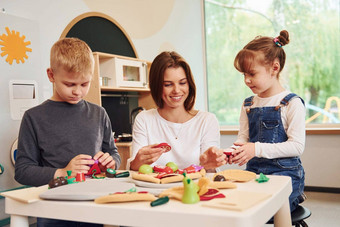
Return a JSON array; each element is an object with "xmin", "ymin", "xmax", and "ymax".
[{"xmin": 204, "ymin": 0, "xmax": 340, "ymax": 130}]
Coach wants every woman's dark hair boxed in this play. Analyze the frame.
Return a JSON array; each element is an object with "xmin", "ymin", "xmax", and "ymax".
[
  {"xmin": 234, "ymin": 30, "xmax": 290, "ymax": 76},
  {"xmin": 149, "ymin": 51, "xmax": 196, "ymax": 111}
]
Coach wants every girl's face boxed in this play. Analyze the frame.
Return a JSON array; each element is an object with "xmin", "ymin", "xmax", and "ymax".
[
  {"xmin": 243, "ymin": 60, "xmax": 279, "ymax": 98},
  {"xmin": 47, "ymin": 67, "xmax": 91, "ymax": 104},
  {"xmin": 162, "ymin": 67, "xmax": 189, "ymax": 109}
]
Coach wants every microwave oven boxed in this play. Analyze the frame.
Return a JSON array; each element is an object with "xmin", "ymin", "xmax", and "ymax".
[{"xmin": 111, "ymin": 57, "xmax": 148, "ymax": 88}]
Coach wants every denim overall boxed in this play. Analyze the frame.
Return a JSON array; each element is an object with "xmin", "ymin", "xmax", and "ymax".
[{"xmin": 244, "ymin": 93, "xmax": 305, "ymax": 212}]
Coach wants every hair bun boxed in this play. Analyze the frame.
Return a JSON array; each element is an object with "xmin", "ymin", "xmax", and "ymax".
[{"xmin": 278, "ymin": 30, "xmax": 289, "ymax": 46}]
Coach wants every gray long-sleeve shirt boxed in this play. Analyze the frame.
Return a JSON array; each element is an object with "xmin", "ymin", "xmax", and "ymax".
[{"xmin": 15, "ymin": 99, "xmax": 121, "ymax": 186}]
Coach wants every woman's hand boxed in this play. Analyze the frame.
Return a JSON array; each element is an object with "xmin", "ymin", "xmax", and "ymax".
[
  {"xmin": 199, "ymin": 146, "xmax": 226, "ymax": 171},
  {"xmin": 55, "ymin": 154, "xmax": 93, "ymax": 178},
  {"xmin": 130, "ymin": 144, "xmax": 166, "ymax": 171},
  {"xmin": 231, "ymin": 142, "xmax": 255, "ymax": 166},
  {"xmin": 94, "ymin": 151, "xmax": 116, "ymax": 171}
]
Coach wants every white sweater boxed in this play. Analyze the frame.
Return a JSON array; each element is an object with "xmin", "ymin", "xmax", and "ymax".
[
  {"xmin": 127, "ymin": 109, "xmax": 220, "ymax": 169},
  {"xmin": 236, "ymin": 90, "xmax": 306, "ymax": 159}
]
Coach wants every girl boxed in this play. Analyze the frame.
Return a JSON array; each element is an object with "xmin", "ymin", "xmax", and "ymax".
[
  {"xmin": 127, "ymin": 51, "xmax": 226, "ymax": 172},
  {"xmin": 231, "ymin": 30, "xmax": 306, "ymax": 212}
]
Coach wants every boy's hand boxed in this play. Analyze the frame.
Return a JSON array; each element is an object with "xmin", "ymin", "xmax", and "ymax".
[
  {"xmin": 199, "ymin": 146, "xmax": 226, "ymax": 171},
  {"xmin": 129, "ymin": 144, "xmax": 165, "ymax": 171},
  {"xmin": 231, "ymin": 142, "xmax": 255, "ymax": 166},
  {"xmin": 55, "ymin": 154, "xmax": 93, "ymax": 178},
  {"xmin": 94, "ymin": 151, "xmax": 116, "ymax": 171}
]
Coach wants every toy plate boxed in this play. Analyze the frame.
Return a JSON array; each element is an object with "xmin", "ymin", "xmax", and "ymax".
[
  {"xmin": 39, "ymin": 179, "xmax": 135, "ymax": 201},
  {"xmin": 131, "ymin": 179, "xmax": 184, "ymax": 189}
]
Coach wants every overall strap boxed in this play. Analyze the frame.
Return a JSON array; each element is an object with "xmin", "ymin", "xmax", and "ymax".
[
  {"xmin": 275, "ymin": 93, "xmax": 305, "ymax": 110},
  {"xmin": 243, "ymin": 96, "xmax": 254, "ymax": 107},
  {"xmin": 244, "ymin": 96, "xmax": 254, "ymax": 113},
  {"xmin": 280, "ymin": 93, "xmax": 305, "ymax": 106}
]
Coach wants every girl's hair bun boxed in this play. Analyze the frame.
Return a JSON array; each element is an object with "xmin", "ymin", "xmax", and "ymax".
[{"xmin": 278, "ymin": 30, "xmax": 289, "ymax": 46}]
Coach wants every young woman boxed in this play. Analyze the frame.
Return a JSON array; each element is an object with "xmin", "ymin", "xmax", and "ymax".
[
  {"xmin": 127, "ymin": 51, "xmax": 226, "ymax": 172},
  {"xmin": 231, "ymin": 30, "xmax": 306, "ymax": 212}
]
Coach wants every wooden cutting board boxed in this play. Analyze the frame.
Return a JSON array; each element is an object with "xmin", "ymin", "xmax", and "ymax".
[
  {"xmin": 0, "ymin": 185, "xmax": 48, "ymax": 203},
  {"xmin": 202, "ymin": 190, "xmax": 272, "ymax": 211}
]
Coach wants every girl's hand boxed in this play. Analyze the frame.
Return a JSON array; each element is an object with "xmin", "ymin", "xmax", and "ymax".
[
  {"xmin": 129, "ymin": 144, "xmax": 165, "ymax": 171},
  {"xmin": 94, "ymin": 151, "xmax": 116, "ymax": 171},
  {"xmin": 55, "ymin": 154, "xmax": 93, "ymax": 178},
  {"xmin": 231, "ymin": 142, "xmax": 255, "ymax": 166},
  {"xmin": 200, "ymin": 146, "xmax": 226, "ymax": 171}
]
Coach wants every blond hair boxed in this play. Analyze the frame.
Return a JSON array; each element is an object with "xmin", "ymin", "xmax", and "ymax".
[{"xmin": 50, "ymin": 38, "xmax": 94, "ymax": 76}]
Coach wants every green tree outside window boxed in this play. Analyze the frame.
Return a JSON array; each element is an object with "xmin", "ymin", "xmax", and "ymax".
[{"xmin": 204, "ymin": 0, "xmax": 340, "ymax": 126}]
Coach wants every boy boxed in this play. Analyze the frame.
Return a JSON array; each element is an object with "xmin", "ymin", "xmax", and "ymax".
[
  {"xmin": 15, "ymin": 38, "xmax": 120, "ymax": 226},
  {"xmin": 15, "ymin": 37, "xmax": 120, "ymax": 187}
]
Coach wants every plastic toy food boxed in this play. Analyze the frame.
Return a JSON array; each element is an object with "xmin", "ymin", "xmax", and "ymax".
[
  {"xmin": 115, "ymin": 171, "xmax": 130, "ymax": 178},
  {"xmin": 131, "ymin": 164, "xmax": 206, "ymax": 184},
  {"xmin": 153, "ymin": 143, "xmax": 171, "ymax": 152},
  {"xmin": 223, "ymin": 145, "xmax": 240, "ymax": 156},
  {"xmin": 150, "ymin": 196, "xmax": 169, "ymax": 207},
  {"xmin": 86, "ymin": 160, "xmax": 101, "ymax": 176},
  {"xmin": 213, "ymin": 169, "xmax": 256, "ymax": 182},
  {"xmin": 213, "ymin": 175, "xmax": 226, "ymax": 182},
  {"xmin": 159, "ymin": 177, "xmax": 229, "ymax": 202},
  {"xmin": 199, "ymin": 188, "xmax": 226, "ymax": 201},
  {"xmin": 106, "ymin": 168, "xmax": 116, "ymax": 178},
  {"xmin": 76, "ymin": 172, "xmax": 85, "ymax": 182},
  {"xmin": 166, "ymin": 162, "xmax": 178, "ymax": 172},
  {"xmin": 95, "ymin": 191, "xmax": 157, "ymax": 204},
  {"xmin": 256, "ymin": 173, "xmax": 269, "ymax": 183},
  {"xmin": 105, "ymin": 169, "xmax": 129, "ymax": 178},
  {"xmin": 182, "ymin": 173, "xmax": 200, "ymax": 204},
  {"xmin": 139, "ymin": 164, "xmax": 154, "ymax": 174},
  {"xmin": 223, "ymin": 150, "xmax": 233, "ymax": 156},
  {"xmin": 48, "ymin": 177, "xmax": 68, "ymax": 189},
  {"xmin": 153, "ymin": 165, "xmax": 173, "ymax": 174},
  {"xmin": 176, "ymin": 164, "xmax": 204, "ymax": 174}
]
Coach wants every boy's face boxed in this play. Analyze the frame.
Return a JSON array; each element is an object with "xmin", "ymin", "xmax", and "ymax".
[{"xmin": 47, "ymin": 67, "xmax": 92, "ymax": 104}]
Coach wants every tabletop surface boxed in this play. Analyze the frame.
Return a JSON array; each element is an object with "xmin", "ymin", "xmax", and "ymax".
[{"xmin": 4, "ymin": 173, "xmax": 292, "ymax": 227}]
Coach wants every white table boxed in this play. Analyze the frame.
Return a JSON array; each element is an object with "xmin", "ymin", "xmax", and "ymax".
[{"xmin": 4, "ymin": 174, "xmax": 292, "ymax": 227}]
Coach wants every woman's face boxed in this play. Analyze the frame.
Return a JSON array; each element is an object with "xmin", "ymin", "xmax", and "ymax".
[{"xmin": 162, "ymin": 67, "xmax": 189, "ymax": 109}]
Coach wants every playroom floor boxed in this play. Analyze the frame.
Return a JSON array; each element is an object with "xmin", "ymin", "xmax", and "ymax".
[
  {"xmin": 23, "ymin": 191, "xmax": 340, "ymax": 227},
  {"xmin": 264, "ymin": 191, "xmax": 340, "ymax": 227}
]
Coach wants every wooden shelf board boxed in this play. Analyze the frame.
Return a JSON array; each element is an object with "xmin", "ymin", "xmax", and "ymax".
[{"xmin": 101, "ymin": 86, "xmax": 150, "ymax": 92}]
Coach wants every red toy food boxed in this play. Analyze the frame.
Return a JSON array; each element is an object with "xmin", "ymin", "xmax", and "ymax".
[
  {"xmin": 132, "ymin": 164, "xmax": 206, "ymax": 184},
  {"xmin": 153, "ymin": 143, "xmax": 171, "ymax": 152},
  {"xmin": 76, "ymin": 172, "xmax": 85, "ymax": 182},
  {"xmin": 86, "ymin": 160, "xmax": 101, "ymax": 176},
  {"xmin": 223, "ymin": 150, "xmax": 233, "ymax": 156},
  {"xmin": 223, "ymin": 145, "xmax": 240, "ymax": 156},
  {"xmin": 153, "ymin": 165, "xmax": 173, "ymax": 174}
]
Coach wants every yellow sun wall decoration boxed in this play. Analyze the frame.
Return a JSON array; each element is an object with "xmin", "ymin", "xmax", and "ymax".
[{"xmin": 0, "ymin": 27, "xmax": 32, "ymax": 65}]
